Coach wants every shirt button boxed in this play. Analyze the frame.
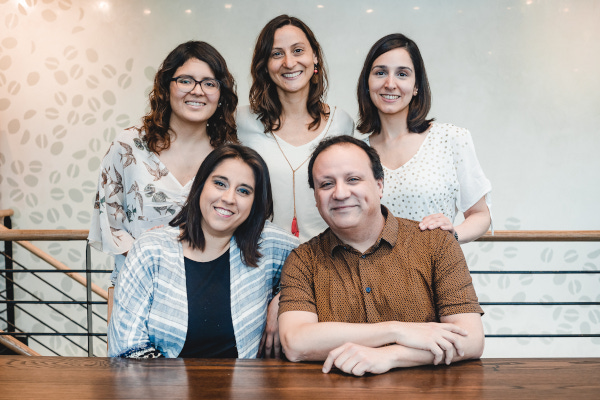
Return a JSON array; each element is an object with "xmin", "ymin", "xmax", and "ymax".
[{"xmin": 365, "ymin": 287, "xmax": 371, "ymax": 293}]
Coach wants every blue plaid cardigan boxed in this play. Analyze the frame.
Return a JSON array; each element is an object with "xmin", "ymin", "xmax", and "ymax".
[{"xmin": 108, "ymin": 221, "xmax": 298, "ymax": 358}]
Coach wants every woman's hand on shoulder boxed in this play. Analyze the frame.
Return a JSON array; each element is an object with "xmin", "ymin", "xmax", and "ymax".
[
  {"xmin": 419, "ymin": 213, "xmax": 455, "ymax": 234},
  {"xmin": 420, "ymin": 197, "xmax": 491, "ymax": 244}
]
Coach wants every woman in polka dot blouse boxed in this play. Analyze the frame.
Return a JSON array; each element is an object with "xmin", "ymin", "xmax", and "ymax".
[{"xmin": 357, "ymin": 33, "xmax": 492, "ymax": 244}]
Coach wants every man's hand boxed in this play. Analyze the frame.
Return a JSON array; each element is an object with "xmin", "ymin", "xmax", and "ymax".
[
  {"xmin": 258, "ymin": 293, "xmax": 281, "ymax": 358},
  {"xmin": 322, "ymin": 343, "xmax": 397, "ymax": 376},
  {"xmin": 395, "ymin": 322, "xmax": 468, "ymax": 365}
]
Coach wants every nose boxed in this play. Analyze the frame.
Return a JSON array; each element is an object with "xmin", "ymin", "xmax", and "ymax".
[
  {"xmin": 332, "ymin": 183, "xmax": 350, "ymax": 200},
  {"xmin": 190, "ymin": 81, "xmax": 205, "ymax": 95},
  {"xmin": 221, "ymin": 187, "xmax": 235, "ymax": 204},
  {"xmin": 282, "ymin": 53, "xmax": 295, "ymax": 69},
  {"xmin": 384, "ymin": 75, "xmax": 396, "ymax": 89}
]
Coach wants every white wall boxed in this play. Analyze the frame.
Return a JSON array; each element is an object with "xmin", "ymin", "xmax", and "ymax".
[{"xmin": 1, "ymin": 0, "xmax": 599, "ymax": 357}]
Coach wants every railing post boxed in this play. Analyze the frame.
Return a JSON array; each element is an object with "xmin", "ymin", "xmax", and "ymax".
[
  {"xmin": 86, "ymin": 242, "xmax": 93, "ymax": 357},
  {"xmin": 4, "ymin": 215, "xmax": 15, "ymax": 333}
]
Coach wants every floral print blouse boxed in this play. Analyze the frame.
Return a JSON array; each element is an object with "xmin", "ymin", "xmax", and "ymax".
[{"xmin": 88, "ymin": 128, "xmax": 192, "ymax": 281}]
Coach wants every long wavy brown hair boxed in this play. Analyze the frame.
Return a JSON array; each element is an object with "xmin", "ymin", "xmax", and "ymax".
[
  {"xmin": 140, "ymin": 41, "xmax": 238, "ymax": 153},
  {"xmin": 249, "ymin": 15, "xmax": 328, "ymax": 133}
]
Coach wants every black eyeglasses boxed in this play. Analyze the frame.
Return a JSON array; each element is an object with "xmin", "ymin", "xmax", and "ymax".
[{"xmin": 171, "ymin": 75, "xmax": 221, "ymax": 94}]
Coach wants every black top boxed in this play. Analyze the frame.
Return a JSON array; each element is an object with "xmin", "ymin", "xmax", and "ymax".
[{"xmin": 178, "ymin": 250, "xmax": 238, "ymax": 358}]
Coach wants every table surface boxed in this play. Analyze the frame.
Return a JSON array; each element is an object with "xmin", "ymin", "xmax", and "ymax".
[{"xmin": 1, "ymin": 356, "xmax": 599, "ymax": 399}]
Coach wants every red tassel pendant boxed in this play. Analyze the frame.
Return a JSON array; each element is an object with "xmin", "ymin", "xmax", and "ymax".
[{"xmin": 291, "ymin": 217, "xmax": 299, "ymax": 237}]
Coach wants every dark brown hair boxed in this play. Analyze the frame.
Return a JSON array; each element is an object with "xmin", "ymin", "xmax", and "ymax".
[
  {"xmin": 249, "ymin": 14, "xmax": 328, "ymax": 133},
  {"xmin": 140, "ymin": 41, "xmax": 238, "ymax": 153},
  {"xmin": 357, "ymin": 33, "xmax": 434, "ymax": 134},
  {"xmin": 308, "ymin": 135, "xmax": 384, "ymax": 189},
  {"xmin": 169, "ymin": 145, "xmax": 273, "ymax": 268}
]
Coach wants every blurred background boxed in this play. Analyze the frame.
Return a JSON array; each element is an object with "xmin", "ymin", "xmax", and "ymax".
[{"xmin": 0, "ymin": 0, "xmax": 599, "ymax": 357}]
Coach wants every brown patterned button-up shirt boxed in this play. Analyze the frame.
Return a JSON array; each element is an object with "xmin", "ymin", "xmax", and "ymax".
[{"xmin": 279, "ymin": 207, "xmax": 483, "ymax": 322}]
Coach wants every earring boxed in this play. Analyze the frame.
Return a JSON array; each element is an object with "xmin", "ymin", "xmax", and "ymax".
[
  {"xmin": 311, "ymin": 64, "xmax": 319, "ymax": 84},
  {"xmin": 414, "ymin": 88, "xmax": 418, "ymax": 95},
  {"xmin": 218, "ymin": 102, "xmax": 222, "ymax": 107}
]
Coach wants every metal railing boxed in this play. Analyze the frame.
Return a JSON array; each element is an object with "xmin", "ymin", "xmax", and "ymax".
[
  {"xmin": 1, "ymin": 210, "xmax": 110, "ymax": 356},
  {"xmin": 472, "ymin": 230, "xmax": 600, "ymax": 339},
  {"xmin": 1, "ymin": 207, "xmax": 599, "ymax": 355}
]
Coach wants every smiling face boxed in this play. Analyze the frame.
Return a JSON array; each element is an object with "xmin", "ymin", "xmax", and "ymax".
[
  {"xmin": 368, "ymin": 47, "xmax": 418, "ymax": 119},
  {"xmin": 169, "ymin": 57, "xmax": 220, "ymax": 129},
  {"xmin": 312, "ymin": 144, "xmax": 384, "ymax": 236},
  {"xmin": 200, "ymin": 158, "xmax": 255, "ymax": 239},
  {"xmin": 267, "ymin": 25, "xmax": 318, "ymax": 98}
]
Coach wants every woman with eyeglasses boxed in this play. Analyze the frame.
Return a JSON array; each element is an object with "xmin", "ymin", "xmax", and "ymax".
[
  {"xmin": 237, "ymin": 15, "xmax": 354, "ymax": 242},
  {"xmin": 108, "ymin": 145, "xmax": 299, "ymax": 358},
  {"xmin": 89, "ymin": 41, "xmax": 238, "ymax": 284}
]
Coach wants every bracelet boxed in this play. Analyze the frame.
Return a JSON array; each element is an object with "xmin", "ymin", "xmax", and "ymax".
[{"xmin": 454, "ymin": 231, "xmax": 459, "ymax": 241}]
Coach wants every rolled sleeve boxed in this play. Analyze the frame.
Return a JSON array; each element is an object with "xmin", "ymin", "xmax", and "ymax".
[
  {"xmin": 432, "ymin": 232, "xmax": 484, "ymax": 317},
  {"xmin": 279, "ymin": 247, "xmax": 318, "ymax": 316}
]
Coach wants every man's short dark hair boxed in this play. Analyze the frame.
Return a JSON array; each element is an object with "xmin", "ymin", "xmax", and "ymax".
[{"xmin": 307, "ymin": 135, "xmax": 384, "ymax": 189}]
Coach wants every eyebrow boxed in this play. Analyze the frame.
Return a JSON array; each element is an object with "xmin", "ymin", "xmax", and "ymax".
[
  {"xmin": 177, "ymin": 73, "xmax": 216, "ymax": 81},
  {"xmin": 272, "ymin": 42, "xmax": 306, "ymax": 50},
  {"xmin": 213, "ymin": 175, "xmax": 255, "ymax": 191},
  {"xmin": 315, "ymin": 171, "xmax": 364, "ymax": 182},
  {"xmin": 239, "ymin": 183, "xmax": 255, "ymax": 192},
  {"xmin": 213, "ymin": 174, "xmax": 228, "ymax": 180},
  {"xmin": 371, "ymin": 65, "xmax": 414, "ymax": 72}
]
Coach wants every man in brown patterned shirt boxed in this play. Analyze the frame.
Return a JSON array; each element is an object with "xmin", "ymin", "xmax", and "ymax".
[{"xmin": 279, "ymin": 136, "xmax": 484, "ymax": 376}]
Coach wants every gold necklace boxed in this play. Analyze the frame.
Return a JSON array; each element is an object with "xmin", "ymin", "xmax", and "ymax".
[{"xmin": 271, "ymin": 107, "xmax": 336, "ymax": 238}]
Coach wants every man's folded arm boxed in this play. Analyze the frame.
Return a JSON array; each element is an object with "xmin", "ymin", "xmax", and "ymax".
[
  {"xmin": 280, "ymin": 310, "xmax": 484, "ymax": 367},
  {"xmin": 279, "ymin": 310, "xmax": 400, "ymax": 361},
  {"xmin": 439, "ymin": 312, "xmax": 485, "ymax": 361}
]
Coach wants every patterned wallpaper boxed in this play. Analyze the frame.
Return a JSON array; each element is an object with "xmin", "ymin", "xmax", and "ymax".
[{"xmin": 0, "ymin": 0, "xmax": 599, "ymax": 357}]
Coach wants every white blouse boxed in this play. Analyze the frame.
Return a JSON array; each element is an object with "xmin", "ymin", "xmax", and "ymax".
[
  {"xmin": 366, "ymin": 122, "xmax": 492, "ymax": 224},
  {"xmin": 237, "ymin": 105, "xmax": 355, "ymax": 242},
  {"xmin": 88, "ymin": 128, "xmax": 192, "ymax": 282}
]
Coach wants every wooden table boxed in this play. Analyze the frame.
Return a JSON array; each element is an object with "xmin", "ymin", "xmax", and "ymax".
[{"xmin": 1, "ymin": 356, "xmax": 598, "ymax": 399}]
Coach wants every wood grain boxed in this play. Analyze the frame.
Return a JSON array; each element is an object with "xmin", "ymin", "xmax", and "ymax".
[
  {"xmin": 0, "ymin": 357, "xmax": 598, "ymax": 399},
  {"xmin": 0, "ymin": 209, "xmax": 15, "ymax": 219},
  {"xmin": 0, "ymin": 228, "xmax": 89, "ymax": 241},
  {"xmin": 477, "ymin": 230, "xmax": 600, "ymax": 241},
  {"xmin": 0, "ymin": 330, "xmax": 40, "ymax": 356}
]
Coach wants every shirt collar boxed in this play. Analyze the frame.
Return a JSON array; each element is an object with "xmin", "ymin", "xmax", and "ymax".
[{"xmin": 328, "ymin": 206, "xmax": 399, "ymax": 256}]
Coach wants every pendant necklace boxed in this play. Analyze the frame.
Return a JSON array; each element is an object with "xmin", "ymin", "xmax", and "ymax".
[{"xmin": 271, "ymin": 107, "xmax": 336, "ymax": 238}]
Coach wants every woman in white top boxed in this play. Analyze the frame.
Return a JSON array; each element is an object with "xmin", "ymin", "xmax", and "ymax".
[
  {"xmin": 237, "ymin": 15, "xmax": 354, "ymax": 242},
  {"xmin": 357, "ymin": 34, "xmax": 491, "ymax": 243},
  {"xmin": 89, "ymin": 41, "xmax": 238, "ymax": 283}
]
